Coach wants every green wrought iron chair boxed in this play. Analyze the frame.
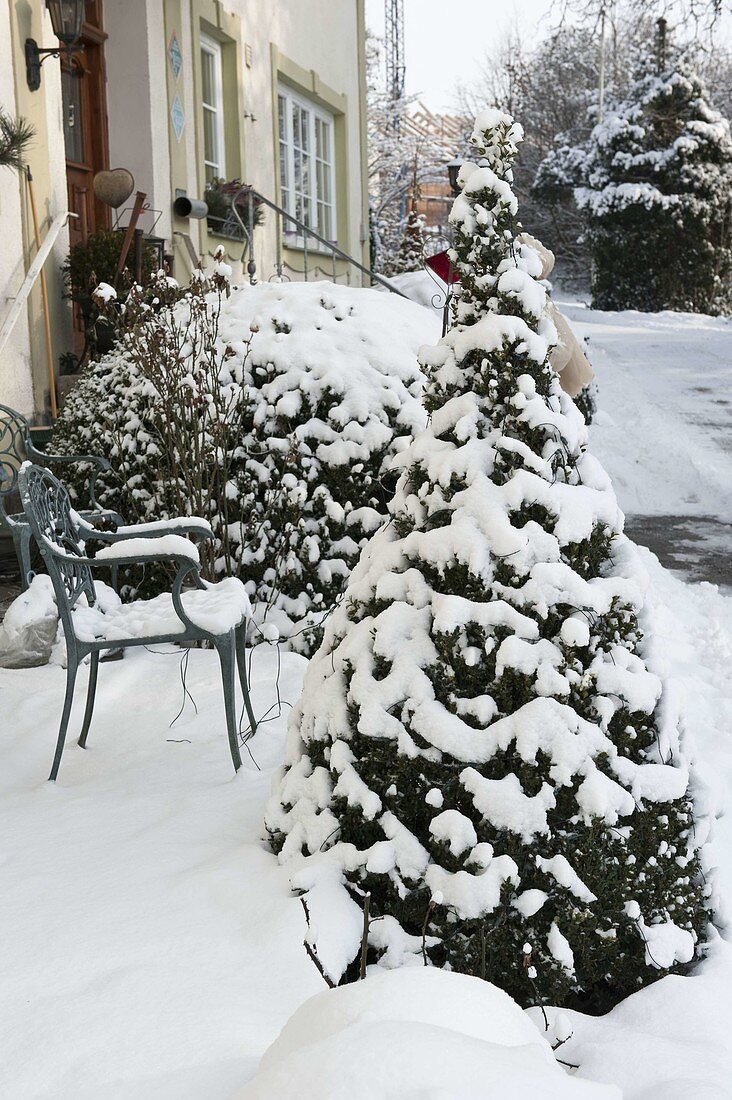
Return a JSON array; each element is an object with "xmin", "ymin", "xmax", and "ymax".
[
  {"xmin": 19, "ymin": 462, "xmax": 257, "ymax": 782},
  {"xmin": 0, "ymin": 402, "xmax": 122, "ymax": 588}
]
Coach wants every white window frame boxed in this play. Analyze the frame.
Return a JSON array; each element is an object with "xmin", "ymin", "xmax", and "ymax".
[
  {"xmin": 200, "ymin": 34, "xmax": 225, "ymax": 184},
  {"xmin": 277, "ymin": 84, "xmax": 336, "ymax": 247}
]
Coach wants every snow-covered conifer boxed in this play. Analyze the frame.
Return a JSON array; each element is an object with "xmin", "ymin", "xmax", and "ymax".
[
  {"xmin": 576, "ymin": 52, "xmax": 732, "ymax": 313},
  {"xmin": 397, "ymin": 206, "xmax": 426, "ymax": 274},
  {"xmin": 266, "ymin": 110, "xmax": 709, "ymax": 1011}
]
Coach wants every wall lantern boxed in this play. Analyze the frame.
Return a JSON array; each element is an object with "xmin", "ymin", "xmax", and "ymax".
[
  {"xmin": 446, "ymin": 156, "xmax": 463, "ymax": 197},
  {"xmin": 26, "ymin": 0, "xmax": 85, "ymax": 92}
]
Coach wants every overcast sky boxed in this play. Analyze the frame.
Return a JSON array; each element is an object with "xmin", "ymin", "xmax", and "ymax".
[
  {"xmin": 365, "ymin": 0, "xmax": 732, "ymax": 114},
  {"xmin": 365, "ymin": 0, "xmax": 558, "ymax": 113}
]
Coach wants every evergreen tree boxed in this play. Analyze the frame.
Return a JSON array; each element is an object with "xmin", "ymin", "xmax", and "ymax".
[
  {"xmin": 267, "ymin": 110, "xmax": 709, "ymax": 1013},
  {"xmin": 366, "ymin": 32, "xmax": 444, "ymax": 277},
  {"xmin": 396, "ymin": 204, "xmax": 426, "ymax": 273},
  {"xmin": 576, "ymin": 50, "xmax": 732, "ymax": 313}
]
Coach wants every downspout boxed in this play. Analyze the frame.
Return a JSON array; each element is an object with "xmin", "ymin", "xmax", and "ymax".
[{"xmin": 356, "ymin": 0, "xmax": 370, "ymax": 277}]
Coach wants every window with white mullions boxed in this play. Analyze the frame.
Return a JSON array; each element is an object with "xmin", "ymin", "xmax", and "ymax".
[
  {"xmin": 201, "ymin": 34, "xmax": 225, "ymax": 185},
  {"xmin": 277, "ymin": 86, "xmax": 336, "ymax": 244}
]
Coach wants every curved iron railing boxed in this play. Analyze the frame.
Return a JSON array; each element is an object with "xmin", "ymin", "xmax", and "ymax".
[{"xmin": 228, "ymin": 186, "xmax": 408, "ymax": 299}]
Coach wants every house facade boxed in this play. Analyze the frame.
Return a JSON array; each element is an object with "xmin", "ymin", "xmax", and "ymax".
[{"xmin": 0, "ymin": 0, "xmax": 370, "ymax": 421}]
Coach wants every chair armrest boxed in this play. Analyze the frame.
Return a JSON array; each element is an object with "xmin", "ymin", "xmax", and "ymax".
[
  {"xmin": 79, "ymin": 509, "xmax": 125, "ymax": 530},
  {"xmin": 94, "ymin": 534, "xmax": 201, "ymax": 565},
  {"xmin": 102, "ymin": 517, "xmax": 214, "ymax": 543},
  {"xmin": 40, "ymin": 536, "xmax": 200, "ymax": 575},
  {"xmin": 27, "ymin": 444, "xmax": 110, "ymax": 473}
]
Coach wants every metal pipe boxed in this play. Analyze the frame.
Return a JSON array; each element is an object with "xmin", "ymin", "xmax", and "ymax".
[
  {"xmin": 173, "ymin": 196, "xmax": 209, "ymax": 219},
  {"xmin": 247, "ymin": 190, "xmax": 256, "ymax": 285},
  {"xmin": 0, "ymin": 211, "xmax": 76, "ymax": 357},
  {"xmin": 25, "ymin": 168, "xmax": 58, "ymax": 418}
]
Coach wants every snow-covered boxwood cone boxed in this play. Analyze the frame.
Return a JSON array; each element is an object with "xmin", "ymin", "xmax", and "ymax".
[{"xmin": 266, "ymin": 110, "xmax": 709, "ymax": 1012}]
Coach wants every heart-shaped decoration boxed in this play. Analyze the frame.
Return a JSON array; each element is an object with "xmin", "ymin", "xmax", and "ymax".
[{"xmin": 93, "ymin": 168, "xmax": 135, "ymax": 209}]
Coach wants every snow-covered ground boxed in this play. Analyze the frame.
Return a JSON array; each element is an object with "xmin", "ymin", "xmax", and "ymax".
[
  {"xmin": 565, "ymin": 306, "xmax": 732, "ymax": 520},
  {"xmin": 0, "ymin": 645, "xmax": 324, "ymax": 1099},
  {"xmin": 564, "ymin": 302, "xmax": 732, "ymax": 588},
  {"xmin": 2, "ymin": 300, "xmax": 732, "ymax": 1098}
]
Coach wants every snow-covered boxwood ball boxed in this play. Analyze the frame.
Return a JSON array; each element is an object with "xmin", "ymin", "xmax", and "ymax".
[
  {"xmin": 52, "ymin": 269, "xmax": 438, "ymax": 651},
  {"xmin": 266, "ymin": 110, "xmax": 710, "ymax": 1013}
]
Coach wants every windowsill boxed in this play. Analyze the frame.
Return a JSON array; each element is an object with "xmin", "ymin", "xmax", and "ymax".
[
  {"xmin": 208, "ymin": 226, "xmax": 245, "ymax": 242},
  {"xmin": 282, "ymin": 236, "xmax": 339, "ymax": 256}
]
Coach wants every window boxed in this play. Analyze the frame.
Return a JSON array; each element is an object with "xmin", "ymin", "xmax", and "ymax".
[
  {"xmin": 200, "ymin": 35, "xmax": 225, "ymax": 185},
  {"xmin": 277, "ymin": 86, "xmax": 335, "ymax": 242}
]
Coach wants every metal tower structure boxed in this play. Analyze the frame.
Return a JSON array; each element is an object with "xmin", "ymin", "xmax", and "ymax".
[{"xmin": 384, "ymin": 0, "xmax": 405, "ymax": 105}]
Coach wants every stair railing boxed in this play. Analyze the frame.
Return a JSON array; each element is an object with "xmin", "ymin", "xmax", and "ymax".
[
  {"xmin": 227, "ymin": 186, "xmax": 408, "ymax": 299},
  {"xmin": 0, "ymin": 211, "xmax": 77, "ymax": 356}
]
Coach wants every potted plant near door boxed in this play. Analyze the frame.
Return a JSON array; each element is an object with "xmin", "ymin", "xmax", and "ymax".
[{"xmin": 61, "ymin": 229, "xmax": 157, "ymax": 363}]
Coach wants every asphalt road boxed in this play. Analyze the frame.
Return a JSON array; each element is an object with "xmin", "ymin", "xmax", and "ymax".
[{"xmin": 625, "ymin": 514, "xmax": 732, "ymax": 591}]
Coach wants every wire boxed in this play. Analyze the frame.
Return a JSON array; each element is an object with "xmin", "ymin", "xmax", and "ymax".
[{"xmin": 169, "ymin": 646, "xmax": 198, "ymax": 727}]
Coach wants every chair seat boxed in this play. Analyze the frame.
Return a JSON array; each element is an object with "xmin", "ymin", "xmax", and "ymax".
[{"xmin": 72, "ymin": 576, "xmax": 252, "ymax": 643}]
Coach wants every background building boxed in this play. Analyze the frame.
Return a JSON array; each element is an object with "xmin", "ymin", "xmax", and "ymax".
[{"xmin": 404, "ymin": 104, "xmax": 468, "ymax": 234}]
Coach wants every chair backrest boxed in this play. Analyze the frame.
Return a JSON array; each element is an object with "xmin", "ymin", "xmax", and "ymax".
[
  {"xmin": 18, "ymin": 463, "xmax": 96, "ymax": 615},
  {"xmin": 0, "ymin": 404, "xmax": 31, "ymax": 520}
]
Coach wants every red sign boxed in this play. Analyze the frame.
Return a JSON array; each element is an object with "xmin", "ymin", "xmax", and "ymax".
[{"xmin": 425, "ymin": 250, "xmax": 459, "ymax": 284}]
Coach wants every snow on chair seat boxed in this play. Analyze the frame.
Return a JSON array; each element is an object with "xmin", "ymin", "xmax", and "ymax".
[
  {"xmin": 18, "ymin": 463, "xmax": 258, "ymax": 782},
  {"xmin": 72, "ymin": 577, "xmax": 252, "ymax": 643}
]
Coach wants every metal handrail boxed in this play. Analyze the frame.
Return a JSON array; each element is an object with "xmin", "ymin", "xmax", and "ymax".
[
  {"xmin": 0, "ymin": 211, "xmax": 77, "ymax": 355},
  {"xmin": 228, "ymin": 187, "xmax": 408, "ymax": 298}
]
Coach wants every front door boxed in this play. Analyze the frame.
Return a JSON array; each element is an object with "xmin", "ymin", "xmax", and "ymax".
[{"xmin": 60, "ymin": 1, "xmax": 110, "ymax": 351}]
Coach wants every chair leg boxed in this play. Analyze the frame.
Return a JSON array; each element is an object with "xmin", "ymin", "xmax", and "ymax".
[
  {"xmin": 217, "ymin": 633, "xmax": 242, "ymax": 773},
  {"xmin": 78, "ymin": 651, "xmax": 99, "ymax": 749},
  {"xmin": 235, "ymin": 624, "xmax": 258, "ymax": 737},
  {"xmin": 49, "ymin": 656, "xmax": 79, "ymax": 782},
  {"xmin": 12, "ymin": 527, "xmax": 33, "ymax": 590}
]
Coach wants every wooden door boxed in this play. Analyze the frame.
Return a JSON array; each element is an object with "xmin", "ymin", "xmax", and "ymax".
[{"xmin": 60, "ymin": 2, "xmax": 110, "ymax": 352}]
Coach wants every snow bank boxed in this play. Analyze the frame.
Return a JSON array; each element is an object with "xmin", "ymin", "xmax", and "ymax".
[{"xmin": 233, "ymin": 968, "xmax": 619, "ymax": 1100}]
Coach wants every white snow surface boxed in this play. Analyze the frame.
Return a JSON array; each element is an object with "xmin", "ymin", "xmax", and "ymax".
[
  {"xmin": 2, "ymin": 303, "xmax": 732, "ymax": 1097},
  {"xmin": 218, "ymin": 279, "xmax": 433, "ymax": 453},
  {"xmin": 233, "ymin": 968, "xmax": 618, "ymax": 1100},
  {"xmin": 388, "ymin": 272, "xmax": 732, "ymax": 526},
  {"xmin": 560, "ymin": 302, "xmax": 732, "ymax": 523},
  {"xmin": 70, "ymin": 576, "xmax": 252, "ymax": 641}
]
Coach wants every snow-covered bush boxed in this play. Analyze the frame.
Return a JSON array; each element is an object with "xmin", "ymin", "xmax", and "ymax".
[
  {"xmin": 233, "ymin": 968, "xmax": 619, "ymax": 1099},
  {"xmin": 542, "ymin": 53, "xmax": 732, "ymax": 314},
  {"xmin": 266, "ymin": 110, "xmax": 709, "ymax": 1012},
  {"xmin": 52, "ymin": 269, "xmax": 435, "ymax": 650}
]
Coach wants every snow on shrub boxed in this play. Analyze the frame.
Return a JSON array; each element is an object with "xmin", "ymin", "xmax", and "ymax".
[
  {"xmin": 52, "ymin": 270, "xmax": 437, "ymax": 651},
  {"xmin": 266, "ymin": 110, "xmax": 710, "ymax": 1012},
  {"xmin": 232, "ymin": 968, "xmax": 619, "ymax": 1099}
]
